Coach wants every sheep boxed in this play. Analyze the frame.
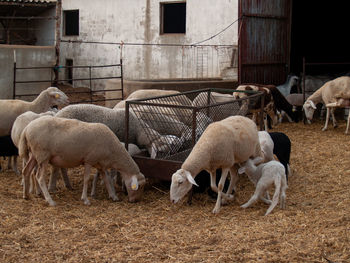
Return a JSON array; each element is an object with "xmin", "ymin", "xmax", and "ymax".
[
  {"xmin": 55, "ymin": 104, "xmax": 170, "ymax": 158},
  {"xmin": 19, "ymin": 115, "xmax": 146, "ymax": 206},
  {"xmin": 268, "ymin": 132, "xmax": 292, "ymax": 180},
  {"xmin": 9, "ymin": 110, "xmax": 58, "ymax": 176},
  {"xmin": 0, "ymin": 136, "xmax": 18, "ymax": 173},
  {"xmin": 238, "ymin": 157, "xmax": 288, "ymax": 216},
  {"xmin": 234, "ymin": 84, "xmax": 299, "ymax": 130},
  {"xmin": 90, "ymin": 142, "xmax": 143, "ymax": 199},
  {"xmin": 303, "ymin": 76, "xmax": 350, "ymax": 132},
  {"xmin": 114, "ymin": 89, "xmax": 193, "ymax": 126},
  {"xmin": 170, "ymin": 115, "xmax": 262, "ymax": 214},
  {"xmin": 0, "ymin": 87, "xmax": 69, "ymax": 137},
  {"xmin": 279, "ymin": 93, "xmax": 310, "ymax": 123},
  {"xmin": 258, "ymin": 131, "xmax": 274, "ymax": 163},
  {"xmin": 114, "ymin": 89, "xmax": 192, "ymax": 109},
  {"xmin": 276, "ymin": 74, "xmax": 299, "ymax": 97}
]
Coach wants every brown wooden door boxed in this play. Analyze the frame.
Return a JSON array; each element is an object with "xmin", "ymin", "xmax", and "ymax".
[{"xmin": 239, "ymin": 0, "xmax": 291, "ymax": 85}]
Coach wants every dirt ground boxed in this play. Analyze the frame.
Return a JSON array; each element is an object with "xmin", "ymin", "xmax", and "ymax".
[{"xmin": 0, "ymin": 120, "xmax": 349, "ymax": 263}]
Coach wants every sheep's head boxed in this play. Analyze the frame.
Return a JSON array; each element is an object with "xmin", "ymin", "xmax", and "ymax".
[
  {"xmin": 303, "ymin": 100, "xmax": 316, "ymax": 121},
  {"xmin": 170, "ymin": 169, "xmax": 198, "ymax": 203},
  {"xmin": 123, "ymin": 173, "xmax": 146, "ymax": 202},
  {"xmin": 46, "ymin": 87, "xmax": 70, "ymax": 108},
  {"xmin": 150, "ymin": 135, "xmax": 184, "ymax": 159}
]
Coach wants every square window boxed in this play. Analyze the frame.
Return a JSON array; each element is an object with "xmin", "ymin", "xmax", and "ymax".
[
  {"xmin": 64, "ymin": 10, "xmax": 79, "ymax": 36},
  {"xmin": 160, "ymin": 2, "xmax": 186, "ymax": 34}
]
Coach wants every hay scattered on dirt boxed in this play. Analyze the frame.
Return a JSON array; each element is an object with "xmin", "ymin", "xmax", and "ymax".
[{"xmin": 0, "ymin": 121, "xmax": 349, "ymax": 262}]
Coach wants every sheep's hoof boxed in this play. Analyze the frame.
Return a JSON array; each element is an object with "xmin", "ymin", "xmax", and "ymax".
[
  {"xmin": 241, "ymin": 203, "xmax": 249, "ymax": 209},
  {"xmin": 111, "ymin": 195, "xmax": 120, "ymax": 202},
  {"xmin": 212, "ymin": 206, "xmax": 221, "ymax": 214},
  {"xmin": 83, "ymin": 199, "xmax": 91, "ymax": 205},
  {"xmin": 48, "ymin": 201, "xmax": 56, "ymax": 207},
  {"xmin": 91, "ymin": 194, "xmax": 97, "ymax": 199},
  {"xmin": 321, "ymin": 127, "xmax": 327, "ymax": 131}
]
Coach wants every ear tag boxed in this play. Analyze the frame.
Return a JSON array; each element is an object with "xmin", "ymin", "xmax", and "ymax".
[
  {"xmin": 131, "ymin": 183, "xmax": 137, "ymax": 190},
  {"xmin": 55, "ymin": 93, "xmax": 60, "ymax": 99}
]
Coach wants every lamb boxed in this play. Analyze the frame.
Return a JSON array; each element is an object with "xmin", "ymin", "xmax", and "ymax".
[
  {"xmin": 279, "ymin": 93, "xmax": 310, "ymax": 123},
  {"xmin": 258, "ymin": 131, "xmax": 274, "ymax": 163},
  {"xmin": 0, "ymin": 87, "xmax": 69, "ymax": 137},
  {"xmin": 303, "ymin": 76, "xmax": 350, "ymax": 132},
  {"xmin": 19, "ymin": 115, "xmax": 146, "ymax": 206},
  {"xmin": 276, "ymin": 74, "xmax": 299, "ymax": 97},
  {"xmin": 238, "ymin": 157, "xmax": 288, "ymax": 216},
  {"xmin": 170, "ymin": 115, "xmax": 262, "ymax": 214}
]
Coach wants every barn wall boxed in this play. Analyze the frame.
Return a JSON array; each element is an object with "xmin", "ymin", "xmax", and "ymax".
[
  {"xmin": 60, "ymin": 0, "xmax": 239, "ymax": 89},
  {"xmin": 0, "ymin": 45, "xmax": 55, "ymax": 99}
]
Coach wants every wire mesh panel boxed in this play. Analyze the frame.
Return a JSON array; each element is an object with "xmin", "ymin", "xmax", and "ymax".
[{"xmin": 126, "ymin": 88, "xmax": 263, "ymax": 161}]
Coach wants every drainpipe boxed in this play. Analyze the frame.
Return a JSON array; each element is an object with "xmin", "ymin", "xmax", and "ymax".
[{"xmin": 54, "ymin": 0, "xmax": 62, "ymax": 85}]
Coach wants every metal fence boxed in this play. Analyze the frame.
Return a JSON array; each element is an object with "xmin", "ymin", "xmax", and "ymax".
[
  {"xmin": 13, "ymin": 60, "xmax": 123, "ymax": 104},
  {"xmin": 124, "ymin": 88, "xmax": 264, "ymax": 181}
]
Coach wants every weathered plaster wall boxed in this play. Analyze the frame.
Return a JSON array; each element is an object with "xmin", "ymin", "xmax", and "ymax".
[
  {"xmin": 0, "ymin": 45, "xmax": 55, "ymax": 99},
  {"xmin": 60, "ymin": 0, "xmax": 238, "ymax": 88}
]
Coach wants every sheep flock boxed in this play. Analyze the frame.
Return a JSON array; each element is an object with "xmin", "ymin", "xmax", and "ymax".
[{"xmin": 0, "ymin": 81, "xmax": 349, "ymax": 262}]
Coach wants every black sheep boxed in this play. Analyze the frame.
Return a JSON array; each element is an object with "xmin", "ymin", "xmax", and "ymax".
[
  {"xmin": 268, "ymin": 132, "xmax": 291, "ymax": 181},
  {"xmin": 0, "ymin": 135, "xmax": 18, "ymax": 172}
]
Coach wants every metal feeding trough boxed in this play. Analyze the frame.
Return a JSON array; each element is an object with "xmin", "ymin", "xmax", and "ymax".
[{"xmin": 124, "ymin": 88, "xmax": 264, "ymax": 181}]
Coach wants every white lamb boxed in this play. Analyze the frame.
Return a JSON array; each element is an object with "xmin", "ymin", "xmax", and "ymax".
[
  {"xmin": 0, "ymin": 87, "xmax": 69, "ymax": 137},
  {"xmin": 238, "ymin": 157, "xmax": 288, "ymax": 216},
  {"xmin": 19, "ymin": 115, "xmax": 146, "ymax": 206},
  {"xmin": 170, "ymin": 115, "xmax": 262, "ymax": 214},
  {"xmin": 303, "ymin": 76, "xmax": 350, "ymax": 132}
]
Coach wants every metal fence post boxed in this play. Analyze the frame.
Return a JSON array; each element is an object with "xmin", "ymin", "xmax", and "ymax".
[
  {"xmin": 13, "ymin": 51, "xmax": 16, "ymax": 99},
  {"xmin": 89, "ymin": 66, "xmax": 92, "ymax": 103}
]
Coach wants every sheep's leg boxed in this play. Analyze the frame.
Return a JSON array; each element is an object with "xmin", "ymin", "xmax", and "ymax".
[
  {"xmin": 259, "ymin": 195, "xmax": 272, "ymax": 205},
  {"xmin": 36, "ymin": 162, "xmax": 56, "ymax": 206},
  {"xmin": 331, "ymin": 108, "xmax": 338, "ymax": 128},
  {"xmin": 101, "ymin": 169, "xmax": 119, "ymax": 202},
  {"xmin": 264, "ymin": 177, "xmax": 282, "ymax": 216},
  {"xmin": 209, "ymin": 171, "xmax": 218, "ymax": 193},
  {"xmin": 7, "ymin": 156, "xmax": 12, "ymax": 170},
  {"xmin": 60, "ymin": 168, "xmax": 72, "ymax": 190},
  {"xmin": 91, "ymin": 171, "xmax": 99, "ymax": 199},
  {"xmin": 212, "ymin": 168, "xmax": 229, "ymax": 214},
  {"xmin": 346, "ymin": 112, "xmax": 350, "ymax": 134},
  {"xmin": 322, "ymin": 107, "xmax": 330, "ymax": 131},
  {"xmin": 12, "ymin": 156, "xmax": 20, "ymax": 175},
  {"xmin": 48, "ymin": 166, "xmax": 60, "ymax": 192},
  {"xmin": 22, "ymin": 155, "xmax": 36, "ymax": 199},
  {"xmin": 81, "ymin": 164, "xmax": 92, "ymax": 205},
  {"xmin": 221, "ymin": 167, "xmax": 239, "ymax": 205}
]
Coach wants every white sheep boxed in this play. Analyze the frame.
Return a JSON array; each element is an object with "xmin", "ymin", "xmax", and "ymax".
[
  {"xmin": 90, "ymin": 142, "xmax": 143, "ymax": 199},
  {"xmin": 170, "ymin": 115, "xmax": 262, "ymax": 214},
  {"xmin": 0, "ymin": 87, "xmax": 69, "ymax": 137},
  {"xmin": 303, "ymin": 76, "xmax": 350, "ymax": 132},
  {"xmin": 9, "ymin": 110, "xmax": 59, "ymax": 180},
  {"xmin": 276, "ymin": 74, "xmax": 299, "ymax": 97},
  {"xmin": 238, "ymin": 157, "xmax": 288, "ymax": 216},
  {"xmin": 19, "ymin": 115, "xmax": 146, "ymax": 206},
  {"xmin": 258, "ymin": 131, "xmax": 274, "ymax": 163},
  {"xmin": 55, "ymin": 104, "xmax": 170, "ymax": 158}
]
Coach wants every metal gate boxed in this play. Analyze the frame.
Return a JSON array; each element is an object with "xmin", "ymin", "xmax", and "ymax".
[{"xmin": 238, "ymin": 0, "xmax": 291, "ymax": 85}]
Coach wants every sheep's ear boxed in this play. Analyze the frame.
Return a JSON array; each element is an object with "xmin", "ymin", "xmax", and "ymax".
[
  {"xmin": 238, "ymin": 167, "xmax": 246, "ymax": 174},
  {"xmin": 309, "ymin": 100, "xmax": 317, "ymax": 109},
  {"xmin": 131, "ymin": 176, "xmax": 139, "ymax": 191},
  {"xmin": 184, "ymin": 170, "xmax": 198, "ymax": 187},
  {"xmin": 252, "ymin": 156, "xmax": 264, "ymax": 165}
]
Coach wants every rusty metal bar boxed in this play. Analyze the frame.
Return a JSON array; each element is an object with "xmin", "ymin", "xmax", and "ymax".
[
  {"xmin": 125, "ymin": 101, "xmax": 130, "ymax": 152},
  {"xmin": 13, "ymin": 61, "xmax": 16, "ymax": 99},
  {"xmin": 89, "ymin": 66, "xmax": 92, "ymax": 103},
  {"xmin": 120, "ymin": 58, "xmax": 124, "ymax": 99}
]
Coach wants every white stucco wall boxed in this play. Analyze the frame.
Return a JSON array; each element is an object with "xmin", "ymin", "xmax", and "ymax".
[
  {"xmin": 0, "ymin": 45, "xmax": 56, "ymax": 99},
  {"xmin": 60, "ymin": 0, "xmax": 238, "ymax": 88}
]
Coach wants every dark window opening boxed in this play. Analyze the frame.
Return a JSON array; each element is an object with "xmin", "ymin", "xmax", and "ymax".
[
  {"xmin": 160, "ymin": 2, "xmax": 186, "ymax": 34},
  {"xmin": 66, "ymin": 59, "xmax": 73, "ymax": 84},
  {"xmin": 64, "ymin": 10, "xmax": 79, "ymax": 36}
]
